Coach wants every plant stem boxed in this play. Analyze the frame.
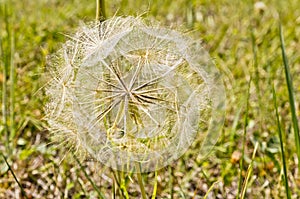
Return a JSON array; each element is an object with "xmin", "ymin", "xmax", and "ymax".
[
  {"xmin": 251, "ymin": 30, "xmax": 262, "ymax": 133},
  {"xmin": 0, "ymin": 37, "xmax": 8, "ymax": 144},
  {"xmin": 9, "ymin": 26, "xmax": 15, "ymax": 141},
  {"xmin": 204, "ymin": 180, "xmax": 220, "ymax": 199},
  {"xmin": 237, "ymin": 77, "xmax": 251, "ymax": 198},
  {"xmin": 2, "ymin": 154, "xmax": 28, "ymax": 199},
  {"xmin": 151, "ymin": 170, "xmax": 158, "ymax": 199},
  {"xmin": 119, "ymin": 171, "xmax": 129, "ymax": 199},
  {"xmin": 169, "ymin": 165, "xmax": 174, "ymax": 199},
  {"xmin": 272, "ymin": 85, "xmax": 291, "ymax": 199},
  {"xmin": 136, "ymin": 163, "xmax": 147, "ymax": 199},
  {"xmin": 2, "ymin": 3, "xmax": 10, "ymax": 153},
  {"xmin": 240, "ymin": 142, "xmax": 258, "ymax": 199},
  {"xmin": 73, "ymin": 154, "xmax": 106, "ymax": 199},
  {"xmin": 279, "ymin": 23, "xmax": 300, "ymax": 172},
  {"xmin": 96, "ymin": 0, "xmax": 106, "ymax": 21}
]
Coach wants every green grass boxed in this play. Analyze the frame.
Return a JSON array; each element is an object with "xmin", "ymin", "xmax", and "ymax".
[
  {"xmin": 1, "ymin": 0, "xmax": 300, "ymax": 198},
  {"xmin": 273, "ymin": 85, "xmax": 291, "ymax": 199},
  {"xmin": 279, "ymin": 23, "xmax": 300, "ymax": 172},
  {"xmin": 240, "ymin": 142, "xmax": 259, "ymax": 199},
  {"xmin": 237, "ymin": 77, "xmax": 251, "ymax": 198},
  {"xmin": 1, "ymin": 154, "xmax": 28, "ymax": 199},
  {"xmin": 151, "ymin": 169, "xmax": 158, "ymax": 199},
  {"xmin": 136, "ymin": 163, "xmax": 147, "ymax": 199},
  {"xmin": 1, "ymin": 3, "xmax": 9, "ymax": 152},
  {"xmin": 73, "ymin": 153, "xmax": 106, "ymax": 199}
]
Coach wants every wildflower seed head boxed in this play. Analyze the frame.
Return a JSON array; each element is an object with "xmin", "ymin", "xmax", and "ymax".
[{"xmin": 45, "ymin": 16, "xmax": 226, "ymax": 173}]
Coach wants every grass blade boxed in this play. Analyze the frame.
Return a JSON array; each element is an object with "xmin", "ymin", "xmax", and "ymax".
[
  {"xmin": 237, "ymin": 77, "xmax": 251, "ymax": 198},
  {"xmin": 203, "ymin": 180, "xmax": 220, "ymax": 199},
  {"xmin": 119, "ymin": 171, "xmax": 129, "ymax": 199},
  {"xmin": 169, "ymin": 165, "xmax": 174, "ymax": 199},
  {"xmin": 279, "ymin": 23, "xmax": 300, "ymax": 171},
  {"xmin": 73, "ymin": 154, "xmax": 106, "ymax": 199},
  {"xmin": 1, "ymin": 3, "xmax": 9, "ymax": 151},
  {"xmin": 2, "ymin": 154, "xmax": 28, "ymax": 199},
  {"xmin": 151, "ymin": 170, "xmax": 158, "ymax": 199},
  {"xmin": 136, "ymin": 163, "xmax": 147, "ymax": 199},
  {"xmin": 0, "ymin": 38, "xmax": 8, "ymax": 138},
  {"xmin": 240, "ymin": 142, "xmax": 258, "ymax": 199},
  {"xmin": 251, "ymin": 30, "xmax": 263, "ymax": 133},
  {"xmin": 272, "ymin": 85, "xmax": 291, "ymax": 199},
  {"xmin": 9, "ymin": 25, "xmax": 16, "ymax": 141}
]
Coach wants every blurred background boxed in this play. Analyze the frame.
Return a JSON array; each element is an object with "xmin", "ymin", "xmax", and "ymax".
[{"xmin": 1, "ymin": 0, "xmax": 300, "ymax": 198}]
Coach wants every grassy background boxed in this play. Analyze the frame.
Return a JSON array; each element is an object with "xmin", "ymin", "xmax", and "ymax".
[{"xmin": 1, "ymin": 0, "xmax": 300, "ymax": 198}]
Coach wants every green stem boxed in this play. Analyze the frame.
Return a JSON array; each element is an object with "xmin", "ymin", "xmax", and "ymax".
[
  {"xmin": 73, "ymin": 154, "xmax": 106, "ymax": 199},
  {"xmin": 0, "ymin": 37, "xmax": 8, "ymax": 144},
  {"xmin": 272, "ymin": 85, "xmax": 291, "ymax": 199},
  {"xmin": 237, "ymin": 77, "xmax": 251, "ymax": 199},
  {"xmin": 96, "ymin": 0, "xmax": 106, "ymax": 21},
  {"xmin": 279, "ymin": 23, "xmax": 300, "ymax": 172},
  {"xmin": 251, "ymin": 30, "xmax": 262, "ymax": 133},
  {"xmin": 119, "ymin": 171, "xmax": 129, "ymax": 199},
  {"xmin": 136, "ymin": 163, "xmax": 147, "ymax": 199},
  {"xmin": 1, "ymin": 3, "xmax": 9, "ymax": 153},
  {"xmin": 9, "ymin": 27, "xmax": 15, "ymax": 141},
  {"xmin": 240, "ymin": 142, "xmax": 258, "ymax": 199},
  {"xmin": 151, "ymin": 170, "xmax": 158, "ymax": 199}
]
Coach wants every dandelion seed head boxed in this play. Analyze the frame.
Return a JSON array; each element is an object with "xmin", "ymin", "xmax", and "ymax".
[{"xmin": 45, "ymin": 16, "xmax": 225, "ymax": 172}]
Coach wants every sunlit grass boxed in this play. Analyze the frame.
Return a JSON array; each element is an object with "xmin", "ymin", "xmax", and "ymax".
[
  {"xmin": 1, "ymin": 0, "xmax": 300, "ymax": 198},
  {"xmin": 280, "ymin": 23, "xmax": 300, "ymax": 172},
  {"xmin": 272, "ymin": 85, "xmax": 291, "ymax": 199}
]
